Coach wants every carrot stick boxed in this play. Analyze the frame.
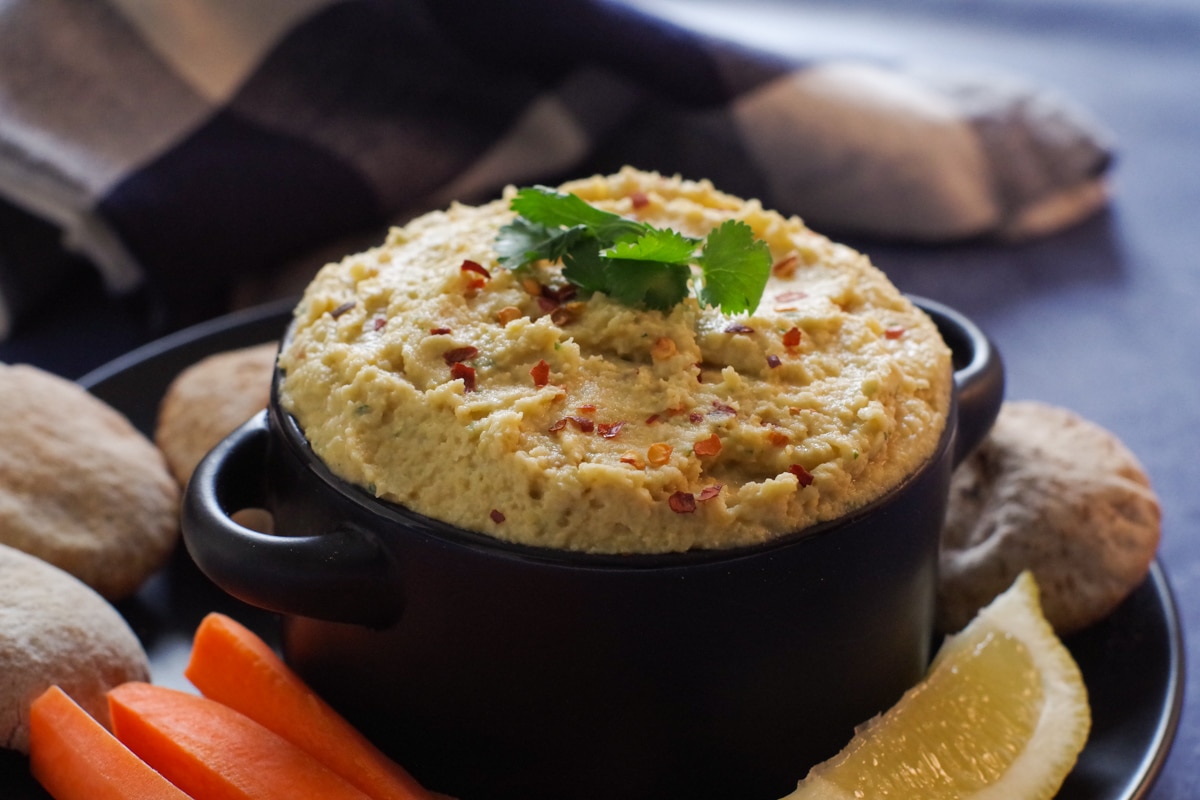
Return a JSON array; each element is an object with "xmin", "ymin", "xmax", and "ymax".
[
  {"xmin": 28, "ymin": 685, "xmax": 192, "ymax": 800},
  {"xmin": 108, "ymin": 682, "xmax": 372, "ymax": 800},
  {"xmin": 183, "ymin": 613, "xmax": 432, "ymax": 800}
]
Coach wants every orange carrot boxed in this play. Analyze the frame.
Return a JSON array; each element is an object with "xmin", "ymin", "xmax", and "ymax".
[
  {"xmin": 108, "ymin": 682, "xmax": 372, "ymax": 800},
  {"xmin": 28, "ymin": 685, "xmax": 193, "ymax": 800},
  {"xmin": 183, "ymin": 613, "xmax": 432, "ymax": 800}
]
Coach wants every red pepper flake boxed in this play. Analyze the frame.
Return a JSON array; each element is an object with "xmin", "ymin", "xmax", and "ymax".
[
  {"xmin": 693, "ymin": 433, "xmax": 722, "ymax": 457},
  {"xmin": 450, "ymin": 362, "xmax": 476, "ymax": 392},
  {"xmin": 767, "ymin": 430, "xmax": 790, "ymax": 447},
  {"xmin": 644, "ymin": 413, "xmax": 661, "ymax": 425},
  {"xmin": 577, "ymin": 404, "xmax": 597, "ymax": 415},
  {"xmin": 530, "ymin": 359, "xmax": 551, "ymax": 388},
  {"xmin": 688, "ymin": 412, "xmax": 704, "ymax": 424},
  {"xmin": 550, "ymin": 304, "xmax": 580, "ymax": 326},
  {"xmin": 536, "ymin": 296, "xmax": 558, "ymax": 314},
  {"xmin": 668, "ymin": 491, "xmax": 697, "ymax": 514},
  {"xmin": 782, "ymin": 327, "xmax": 802, "ymax": 348},
  {"xmin": 549, "ymin": 416, "xmax": 595, "ymax": 434},
  {"xmin": 443, "ymin": 346, "xmax": 479, "ymax": 365},
  {"xmin": 697, "ymin": 484, "xmax": 723, "ymax": 502},
  {"xmin": 490, "ymin": 509, "xmax": 505, "ymax": 524},
  {"xmin": 772, "ymin": 255, "xmax": 799, "ymax": 278},
  {"xmin": 650, "ymin": 338, "xmax": 677, "ymax": 360},
  {"xmin": 775, "ymin": 290, "xmax": 808, "ymax": 303},
  {"xmin": 496, "ymin": 306, "xmax": 523, "ymax": 325},
  {"xmin": 710, "ymin": 401, "xmax": 736, "ymax": 415},
  {"xmin": 430, "ymin": 327, "xmax": 452, "ymax": 335},
  {"xmin": 330, "ymin": 301, "xmax": 356, "ymax": 319},
  {"xmin": 461, "ymin": 259, "xmax": 492, "ymax": 279},
  {"xmin": 647, "ymin": 442, "xmax": 673, "ymax": 466},
  {"xmin": 788, "ymin": 464, "xmax": 815, "ymax": 486},
  {"xmin": 597, "ymin": 421, "xmax": 626, "ymax": 439},
  {"xmin": 630, "ymin": 190, "xmax": 650, "ymax": 209},
  {"xmin": 884, "ymin": 326, "xmax": 906, "ymax": 339},
  {"xmin": 373, "ymin": 317, "xmax": 387, "ymax": 331},
  {"xmin": 766, "ymin": 354, "xmax": 782, "ymax": 369},
  {"xmin": 542, "ymin": 283, "xmax": 577, "ymax": 304},
  {"xmin": 724, "ymin": 323, "xmax": 755, "ymax": 335},
  {"xmin": 620, "ymin": 451, "xmax": 646, "ymax": 469}
]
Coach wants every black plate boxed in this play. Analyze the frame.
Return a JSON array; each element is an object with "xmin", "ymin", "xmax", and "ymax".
[{"xmin": 1, "ymin": 300, "xmax": 1184, "ymax": 799}]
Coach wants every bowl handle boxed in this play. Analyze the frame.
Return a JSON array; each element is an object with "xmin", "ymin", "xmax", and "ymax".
[
  {"xmin": 911, "ymin": 296, "xmax": 1005, "ymax": 465},
  {"xmin": 181, "ymin": 410, "xmax": 402, "ymax": 628}
]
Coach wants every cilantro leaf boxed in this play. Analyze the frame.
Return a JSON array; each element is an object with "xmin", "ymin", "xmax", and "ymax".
[
  {"xmin": 496, "ymin": 187, "xmax": 773, "ymax": 315},
  {"xmin": 495, "ymin": 218, "xmax": 589, "ymax": 270},
  {"xmin": 696, "ymin": 219, "xmax": 772, "ymax": 315},
  {"xmin": 603, "ymin": 228, "xmax": 699, "ymax": 264},
  {"xmin": 603, "ymin": 259, "xmax": 692, "ymax": 311},
  {"xmin": 560, "ymin": 237, "xmax": 610, "ymax": 294},
  {"xmin": 511, "ymin": 186, "xmax": 644, "ymax": 244},
  {"xmin": 494, "ymin": 217, "xmax": 552, "ymax": 269},
  {"xmin": 598, "ymin": 228, "xmax": 698, "ymax": 309}
]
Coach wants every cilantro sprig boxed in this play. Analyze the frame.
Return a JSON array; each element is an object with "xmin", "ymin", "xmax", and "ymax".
[{"xmin": 495, "ymin": 186, "xmax": 772, "ymax": 315}]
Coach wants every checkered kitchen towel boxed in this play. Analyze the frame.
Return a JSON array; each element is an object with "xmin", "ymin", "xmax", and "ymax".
[{"xmin": 0, "ymin": 0, "xmax": 1113, "ymax": 338}]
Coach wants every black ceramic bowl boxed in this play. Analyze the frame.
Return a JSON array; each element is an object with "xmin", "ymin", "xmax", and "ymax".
[{"xmin": 183, "ymin": 296, "xmax": 1003, "ymax": 800}]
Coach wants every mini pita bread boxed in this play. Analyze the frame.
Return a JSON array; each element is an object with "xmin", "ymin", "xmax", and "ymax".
[
  {"xmin": 938, "ymin": 400, "xmax": 1161, "ymax": 634},
  {"xmin": 155, "ymin": 342, "xmax": 277, "ymax": 486},
  {"xmin": 0, "ymin": 364, "xmax": 179, "ymax": 600},
  {"xmin": 0, "ymin": 543, "xmax": 149, "ymax": 753}
]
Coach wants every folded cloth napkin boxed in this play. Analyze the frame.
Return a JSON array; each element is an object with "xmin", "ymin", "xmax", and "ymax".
[{"xmin": 0, "ymin": 0, "xmax": 1113, "ymax": 338}]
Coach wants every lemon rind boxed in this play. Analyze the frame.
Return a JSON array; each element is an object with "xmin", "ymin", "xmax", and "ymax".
[
  {"xmin": 952, "ymin": 572, "xmax": 1091, "ymax": 800},
  {"xmin": 780, "ymin": 572, "xmax": 1090, "ymax": 800}
]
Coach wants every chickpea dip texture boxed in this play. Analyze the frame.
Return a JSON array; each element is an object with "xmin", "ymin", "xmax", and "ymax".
[{"xmin": 277, "ymin": 168, "xmax": 953, "ymax": 554}]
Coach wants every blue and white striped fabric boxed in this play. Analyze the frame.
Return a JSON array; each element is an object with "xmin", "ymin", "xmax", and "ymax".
[{"xmin": 0, "ymin": 0, "xmax": 1113, "ymax": 338}]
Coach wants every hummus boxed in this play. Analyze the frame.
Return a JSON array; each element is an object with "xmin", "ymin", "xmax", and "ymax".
[{"xmin": 278, "ymin": 168, "xmax": 953, "ymax": 554}]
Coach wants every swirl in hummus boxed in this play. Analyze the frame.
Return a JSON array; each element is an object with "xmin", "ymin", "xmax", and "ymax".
[{"xmin": 278, "ymin": 168, "xmax": 953, "ymax": 554}]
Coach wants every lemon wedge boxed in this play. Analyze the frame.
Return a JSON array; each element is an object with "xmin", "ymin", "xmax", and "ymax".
[{"xmin": 782, "ymin": 571, "xmax": 1090, "ymax": 800}]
